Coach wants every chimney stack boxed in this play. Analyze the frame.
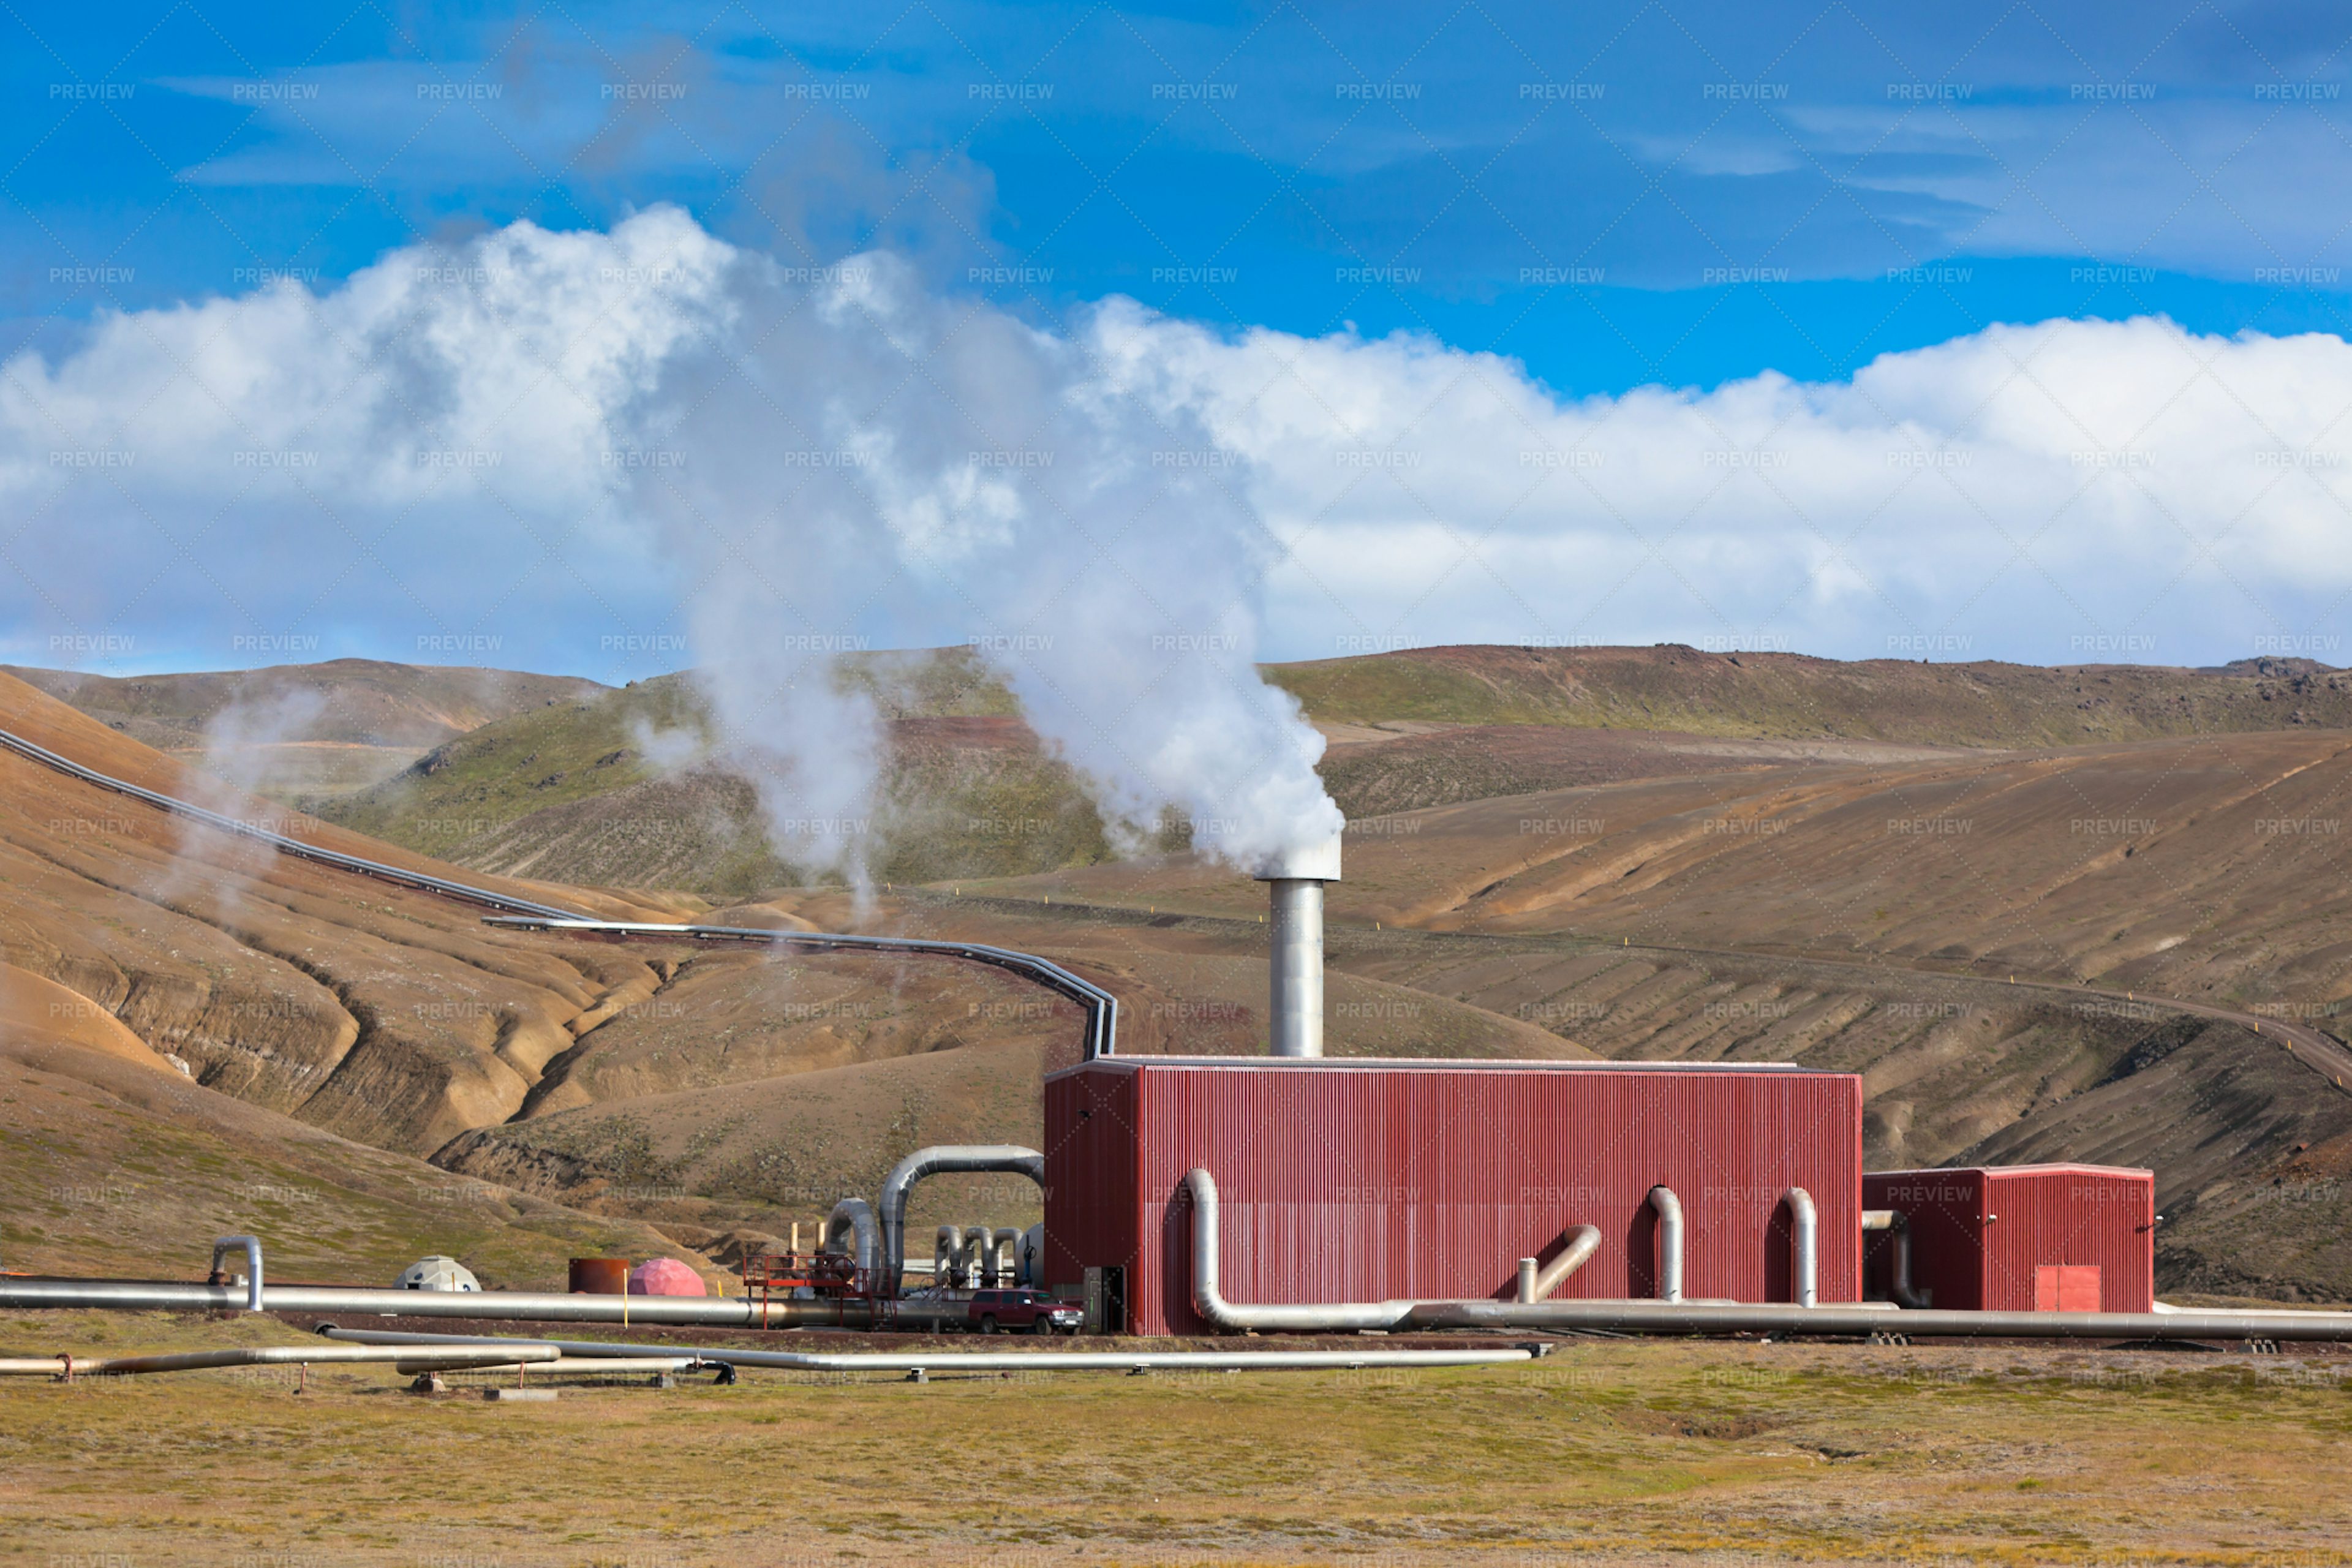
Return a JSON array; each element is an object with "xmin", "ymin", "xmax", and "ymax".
[{"xmin": 1253, "ymin": 834, "xmax": 1342, "ymax": 1058}]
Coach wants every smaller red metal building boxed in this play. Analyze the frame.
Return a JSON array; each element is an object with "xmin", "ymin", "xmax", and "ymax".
[
  {"xmin": 1045, "ymin": 1056, "xmax": 1864, "ymax": 1335},
  {"xmin": 1863, "ymin": 1164, "xmax": 2154, "ymax": 1313}
]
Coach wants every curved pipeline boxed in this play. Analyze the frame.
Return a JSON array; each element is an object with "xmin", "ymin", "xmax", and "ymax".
[
  {"xmin": 0, "ymin": 722, "xmax": 1119, "ymax": 1060},
  {"xmin": 825, "ymin": 1198, "xmax": 878, "ymax": 1278},
  {"xmin": 934, "ymin": 1226, "xmax": 966, "ymax": 1289},
  {"xmin": 1529, "ymin": 1226, "xmax": 1603, "ymax": 1302},
  {"xmin": 1648, "ymin": 1186, "xmax": 1684, "ymax": 1303},
  {"xmin": 1188, "ymin": 1169, "xmax": 1415, "ymax": 1330},
  {"xmin": 486, "ymin": 918, "xmax": 1118, "ymax": 1060},
  {"xmin": 990, "ymin": 1227, "xmax": 1022, "ymax": 1287},
  {"xmin": 878, "ymin": 1146, "xmax": 1046, "ymax": 1297},
  {"xmin": 209, "ymin": 1235, "xmax": 264, "ymax": 1313},
  {"xmin": 1863, "ymin": 1209, "xmax": 1929, "ymax": 1308},
  {"xmin": 1785, "ymin": 1188, "xmax": 1817, "ymax": 1308}
]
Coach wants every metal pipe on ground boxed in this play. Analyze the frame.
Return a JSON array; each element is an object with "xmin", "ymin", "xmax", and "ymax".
[
  {"xmin": 877, "ymin": 1146, "xmax": 1045, "ymax": 1297},
  {"xmin": 1406, "ymin": 1298, "xmax": 2352, "ymax": 1341},
  {"xmin": 316, "ymin": 1327, "xmax": 1544, "ymax": 1373},
  {"xmin": 0, "ymin": 1344, "xmax": 560, "ymax": 1377},
  {"xmin": 0, "ymin": 1277, "xmax": 913, "ymax": 1327}
]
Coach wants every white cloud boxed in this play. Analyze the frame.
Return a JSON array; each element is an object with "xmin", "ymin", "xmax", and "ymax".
[{"xmin": 7, "ymin": 210, "xmax": 2352, "ymax": 878}]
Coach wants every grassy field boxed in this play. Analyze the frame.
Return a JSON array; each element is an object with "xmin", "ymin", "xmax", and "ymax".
[{"xmin": 5, "ymin": 1311, "xmax": 2352, "ymax": 1566}]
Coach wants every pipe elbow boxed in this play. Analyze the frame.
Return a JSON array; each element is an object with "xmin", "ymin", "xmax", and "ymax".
[
  {"xmin": 1784, "ymin": 1187, "xmax": 1817, "ymax": 1309},
  {"xmin": 1647, "ymin": 1187, "xmax": 1684, "ymax": 1304},
  {"xmin": 211, "ymin": 1235, "xmax": 263, "ymax": 1313}
]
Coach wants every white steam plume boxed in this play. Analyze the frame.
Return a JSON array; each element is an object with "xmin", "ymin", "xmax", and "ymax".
[{"xmin": 615, "ymin": 245, "xmax": 1343, "ymax": 880}]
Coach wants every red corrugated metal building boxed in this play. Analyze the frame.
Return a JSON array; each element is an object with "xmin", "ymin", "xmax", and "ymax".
[
  {"xmin": 1863, "ymin": 1165, "xmax": 2154, "ymax": 1313},
  {"xmin": 1044, "ymin": 1057, "xmax": 1864, "ymax": 1336}
]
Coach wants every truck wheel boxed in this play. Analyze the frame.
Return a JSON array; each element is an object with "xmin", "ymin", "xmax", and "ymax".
[
  {"xmin": 979, "ymin": 1315, "xmax": 1000, "ymax": 1334},
  {"xmin": 1031, "ymin": 1317, "xmax": 1053, "ymax": 1335}
]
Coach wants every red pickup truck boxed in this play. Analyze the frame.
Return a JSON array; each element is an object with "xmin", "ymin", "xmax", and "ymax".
[{"xmin": 968, "ymin": 1287, "xmax": 1084, "ymax": 1335}]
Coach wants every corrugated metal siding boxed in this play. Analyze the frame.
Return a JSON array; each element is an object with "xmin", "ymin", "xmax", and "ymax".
[
  {"xmin": 1041, "ymin": 1065, "xmax": 1138, "ymax": 1300},
  {"xmin": 1981, "ymin": 1166, "xmax": 2154, "ymax": 1313},
  {"xmin": 1864, "ymin": 1170, "xmax": 1986, "ymax": 1310},
  {"xmin": 1866, "ymin": 1166, "xmax": 2154, "ymax": 1313},
  {"xmin": 1047, "ymin": 1059, "xmax": 1863, "ymax": 1335}
]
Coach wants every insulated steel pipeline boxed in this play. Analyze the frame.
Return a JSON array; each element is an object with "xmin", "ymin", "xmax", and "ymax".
[
  {"xmin": 481, "ymin": 919, "xmax": 1118, "ymax": 1060},
  {"xmin": 315, "ymin": 1326, "xmax": 1543, "ymax": 1373},
  {"xmin": 0, "ymin": 1343, "xmax": 560, "ymax": 1377},
  {"xmin": 0, "ymin": 1278, "xmax": 958, "ymax": 1330},
  {"xmin": 0, "ymin": 722, "xmax": 1120, "ymax": 1059},
  {"xmin": 1182, "ymin": 1167, "xmax": 2352, "ymax": 1343}
]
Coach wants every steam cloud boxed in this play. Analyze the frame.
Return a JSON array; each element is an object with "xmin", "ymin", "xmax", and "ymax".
[{"xmin": 9, "ymin": 205, "xmax": 2352, "ymax": 884}]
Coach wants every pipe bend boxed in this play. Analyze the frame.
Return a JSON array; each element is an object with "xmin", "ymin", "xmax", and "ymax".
[
  {"xmin": 826, "ymin": 1198, "xmax": 878, "ymax": 1281},
  {"xmin": 1784, "ymin": 1187, "xmax": 1818, "ymax": 1308},
  {"xmin": 210, "ymin": 1235, "xmax": 263, "ymax": 1313},
  {"xmin": 1528, "ymin": 1226, "xmax": 1603, "ymax": 1303},
  {"xmin": 1884, "ymin": 1211, "xmax": 1929, "ymax": 1310},
  {"xmin": 878, "ymin": 1146, "xmax": 1045, "ymax": 1297},
  {"xmin": 1184, "ymin": 1169, "xmax": 1410, "ymax": 1332},
  {"xmin": 1647, "ymin": 1188, "xmax": 1684, "ymax": 1304}
]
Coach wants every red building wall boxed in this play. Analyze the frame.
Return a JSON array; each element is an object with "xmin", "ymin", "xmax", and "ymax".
[
  {"xmin": 1864, "ymin": 1165, "xmax": 2155, "ymax": 1313},
  {"xmin": 1046, "ymin": 1057, "xmax": 1865, "ymax": 1336}
]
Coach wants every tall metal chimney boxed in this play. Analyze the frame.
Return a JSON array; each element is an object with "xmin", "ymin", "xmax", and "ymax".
[{"xmin": 1253, "ymin": 834, "xmax": 1342, "ymax": 1058}]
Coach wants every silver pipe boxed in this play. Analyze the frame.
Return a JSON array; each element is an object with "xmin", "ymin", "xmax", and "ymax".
[
  {"xmin": 317, "ymin": 1327, "xmax": 1541, "ymax": 1373},
  {"xmin": 1264, "ymin": 879, "xmax": 1326, "ymax": 1058},
  {"xmin": 209, "ymin": 1235, "xmax": 265, "ymax": 1313},
  {"xmin": 0, "ymin": 1343, "xmax": 560, "ymax": 1377},
  {"xmin": 394, "ymin": 1355, "xmax": 706, "ymax": 1376},
  {"xmin": 994, "ymin": 1229, "xmax": 1022, "ymax": 1284},
  {"xmin": 0, "ymin": 722, "xmax": 1123, "ymax": 1058},
  {"xmin": 1187, "ymin": 1168, "xmax": 1414, "ymax": 1330},
  {"xmin": 878, "ymin": 1146, "xmax": 1046, "ymax": 1297},
  {"xmin": 958, "ymin": 1227, "xmax": 988, "ymax": 1289},
  {"xmin": 933, "ymin": 1226, "xmax": 964, "ymax": 1289},
  {"xmin": 1862, "ymin": 1209, "xmax": 1929, "ymax": 1309},
  {"xmin": 1515, "ymin": 1259, "xmax": 1539, "ymax": 1303},
  {"xmin": 1406, "ymin": 1298, "xmax": 2352, "ymax": 1341},
  {"xmin": 825, "ymin": 1198, "xmax": 878, "ymax": 1278},
  {"xmin": 1529, "ymin": 1226, "xmax": 1603, "ymax": 1302},
  {"xmin": 1785, "ymin": 1188, "xmax": 1817, "ymax": 1308},
  {"xmin": 1649, "ymin": 1187, "xmax": 1684, "ymax": 1303}
]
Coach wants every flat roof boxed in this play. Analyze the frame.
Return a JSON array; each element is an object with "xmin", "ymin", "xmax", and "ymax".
[
  {"xmin": 1868, "ymin": 1163, "xmax": 2154, "ymax": 1181},
  {"xmin": 1050, "ymin": 1054, "xmax": 1833, "ymax": 1082}
]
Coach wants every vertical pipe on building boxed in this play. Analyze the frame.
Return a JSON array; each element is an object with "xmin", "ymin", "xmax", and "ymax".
[
  {"xmin": 1785, "ymin": 1188, "xmax": 1817, "ymax": 1308},
  {"xmin": 1253, "ymin": 835, "xmax": 1343, "ymax": 1060},
  {"xmin": 1515, "ymin": 1257, "xmax": 1540, "ymax": 1303},
  {"xmin": 1648, "ymin": 1188, "xmax": 1684, "ymax": 1303}
]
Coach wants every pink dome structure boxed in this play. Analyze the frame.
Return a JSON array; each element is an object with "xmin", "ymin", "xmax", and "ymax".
[{"xmin": 627, "ymin": 1257, "xmax": 707, "ymax": 1297}]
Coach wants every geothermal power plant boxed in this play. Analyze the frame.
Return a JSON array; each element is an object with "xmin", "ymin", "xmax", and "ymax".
[{"xmin": 1, "ymin": 731, "xmax": 2345, "ymax": 1359}]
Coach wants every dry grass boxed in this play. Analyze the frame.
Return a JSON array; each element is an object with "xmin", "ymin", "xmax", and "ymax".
[{"xmin": 6, "ymin": 1311, "xmax": 2352, "ymax": 1566}]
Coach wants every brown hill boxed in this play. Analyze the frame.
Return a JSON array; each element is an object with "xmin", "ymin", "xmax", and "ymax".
[
  {"xmin": 4, "ymin": 657, "xmax": 609, "ymax": 796},
  {"xmin": 1269, "ymin": 644, "xmax": 2352, "ymax": 747}
]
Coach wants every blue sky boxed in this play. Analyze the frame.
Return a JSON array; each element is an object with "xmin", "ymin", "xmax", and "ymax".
[
  {"xmin": 7, "ymin": 2, "xmax": 2352, "ymax": 684},
  {"xmin": 9, "ymin": 0, "xmax": 2352, "ymax": 396}
]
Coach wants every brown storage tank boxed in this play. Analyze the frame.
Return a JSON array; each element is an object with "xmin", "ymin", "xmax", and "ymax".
[
  {"xmin": 568, "ymin": 1257, "xmax": 631, "ymax": 1295},
  {"xmin": 1045, "ymin": 1055, "xmax": 1865, "ymax": 1335},
  {"xmin": 1864, "ymin": 1164, "xmax": 2155, "ymax": 1312}
]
